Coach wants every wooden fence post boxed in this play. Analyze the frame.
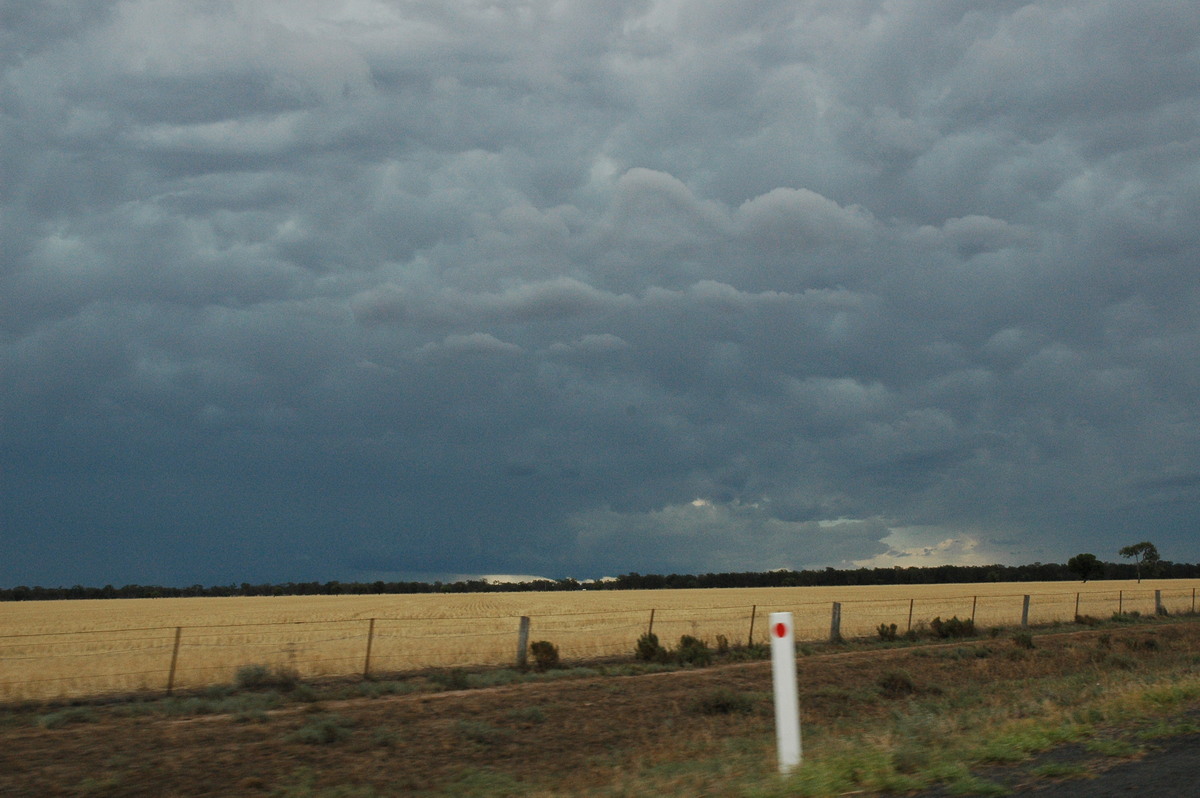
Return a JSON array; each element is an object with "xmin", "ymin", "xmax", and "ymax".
[
  {"xmin": 1021, "ymin": 595, "xmax": 1031, "ymax": 628},
  {"xmin": 516, "ymin": 616, "xmax": 531, "ymax": 669},
  {"xmin": 907, "ymin": 598, "xmax": 914, "ymax": 632},
  {"xmin": 1155, "ymin": 590, "xmax": 1164, "ymax": 616},
  {"xmin": 647, "ymin": 608, "xmax": 656, "ymax": 637},
  {"xmin": 166, "ymin": 626, "xmax": 183, "ymax": 696},
  {"xmin": 363, "ymin": 618, "xmax": 376, "ymax": 678},
  {"xmin": 747, "ymin": 605, "xmax": 757, "ymax": 646},
  {"xmin": 971, "ymin": 596, "xmax": 978, "ymax": 624},
  {"xmin": 1074, "ymin": 593, "xmax": 1080, "ymax": 620},
  {"xmin": 1119, "ymin": 590, "xmax": 1123, "ymax": 616},
  {"xmin": 1193, "ymin": 588, "xmax": 1196, "ymax": 615},
  {"xmin": 830, "ymin": 602, "xmax": 842, "ymax": 643}
]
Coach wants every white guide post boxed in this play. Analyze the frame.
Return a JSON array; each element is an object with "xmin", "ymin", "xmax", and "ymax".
[{"xmin": 769, "ymin": 611, "xmax": 802, "ymax": 775}]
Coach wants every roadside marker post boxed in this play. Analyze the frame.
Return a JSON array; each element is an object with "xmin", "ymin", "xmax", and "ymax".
[{"xmin": 769, "ymin": 612, "xmax": 802, "ymax": 775}]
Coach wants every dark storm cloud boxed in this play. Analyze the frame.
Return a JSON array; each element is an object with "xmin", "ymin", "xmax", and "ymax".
[{"xmin": 3, "ymin": 1, "xmax": 1200, "ymax": 586}]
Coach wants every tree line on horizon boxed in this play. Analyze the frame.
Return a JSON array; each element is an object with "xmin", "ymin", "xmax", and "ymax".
[{"xmin": 3, "ymin": 555, "xmax": 1197, "ymax": 601}]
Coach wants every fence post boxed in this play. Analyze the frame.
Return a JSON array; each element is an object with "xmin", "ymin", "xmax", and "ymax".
[
  {"xmin": 516, "ymin": 616, "xmax": 531, "ymax": 669},
  {"xmin": 748, "ymin": 605, "xmax": 757, "ymax": 646},
  {"xmin": 830, "ymin": 602, "xmax": 842, "ymax": 643},
  {"xmin": 1193, "ymin": 588, "xmax": 1196, "ymax": 615},
  {"xmin": 971, "ymin": 596, "xmax": 978, "ymax": 624},
  {"xmin": 907, "ymin": 598, "xmax": 914, "ymax": 632},
  {"xmin": 1074, "ymin": 593, "xmax": 1080, "ymax": 620},
  {"xmin": 1119, "ymin": 590, "xmax": 1123, "ymax": 616},
  {"xmin": 1021, "ymin": 595, "xmax": 1031, "ymax": 628},
  {"xmin": 647, "ymin": 608, "xmax": 656, "ymax": 637},
  {"xmin": 363, "ymin": 618, "xmax": 376, "ymax": 678},
  {"xmin": 1155, "ymin": 590, "xmax": 1164, "ymax": 616},
  {"xmin": 166, "ymin": 626, "xmax": 183, "ymax": 696}
]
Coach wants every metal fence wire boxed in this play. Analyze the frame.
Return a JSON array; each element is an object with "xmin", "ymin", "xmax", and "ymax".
[{"xmin": 0, "ymin": 586, "xmax": 1194, "ymax": 702}]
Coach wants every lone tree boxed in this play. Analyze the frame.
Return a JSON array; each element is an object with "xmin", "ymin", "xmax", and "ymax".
[
  {"xmin": 1067, "ymin": 552, "xmax": 1100, "ymax": 582},
  {"xmin": 1118, "ymin": 541, "xmax": 1160, "ymax": 583}
]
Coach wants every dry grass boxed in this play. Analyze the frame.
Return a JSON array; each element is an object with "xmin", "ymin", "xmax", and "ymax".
[{"xmin": 1, "ymin": 580, "xmax": 1196, "ymax": 702}]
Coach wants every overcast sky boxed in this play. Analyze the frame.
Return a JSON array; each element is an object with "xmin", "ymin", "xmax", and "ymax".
[{"xmin": 3, "ymin": 1, "xmax": 1199, "ymax": 588}]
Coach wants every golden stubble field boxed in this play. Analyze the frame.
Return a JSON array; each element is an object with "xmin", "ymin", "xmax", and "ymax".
[{"xmin": 2, "ymin": 579, "xmax": 1197, "ymax": 702}]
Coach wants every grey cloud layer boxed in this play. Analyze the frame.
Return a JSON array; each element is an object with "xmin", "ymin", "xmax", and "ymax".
[{"xmin": 3, "ymin": 1, "xmax": 1199, "ymax": 585}]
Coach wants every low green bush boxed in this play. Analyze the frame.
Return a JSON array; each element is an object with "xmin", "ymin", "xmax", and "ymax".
[
  {"xmin": 284, "ymin": 714, "xmax": 354, "ymax": 745},
  {"xmin": 877, "ymin": 622, "xmax": 899, "ymax": 642},
  {"xmin": 676, "ymin": 635, "xmax": 712, "ymax": 666},
  {"xmin": 429, "ymin": 668, "xmax": 470, "ymax": 691},
  {"xmin": 878, "ymin": 670, "xmax": 917, "ymax": 699},
  {"xmin": 635, "ymin": 632, "xmax": 669, "ymax": 662},
  {"xmin": 930, "ymin": 616, "xmax": 976, "ymax": 639}
]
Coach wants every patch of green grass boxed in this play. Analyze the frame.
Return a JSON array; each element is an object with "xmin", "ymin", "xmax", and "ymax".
[
  {"xmin": 1085, "ymin": 737, "xmax": 1143, "ymax": 757},
  {"xmin": 689, "ymin": 687, "xmax": 758, "ymax": 715},
  {"xmin": 37, "ymin": 707, "xmax": 99, "ymax": 729},
  {"xmin": 269, "ymin": 768, "xmax": 378, "ymax": 797},
  {"xmin": 284, "ymin": 714, "xmax": 355, "ymax": 745},
  {"xmin": 978, "ymin": 723, "xmax": 1086, "ymax": 763},
  {"xmin": 504, "ymin": 705, "xmax": 547, "ymax": 724},
  {"xmin": 466, "ymin": 669, "xmax": 523, "ymax": 688},
  {"xmin": 454, "ymin": 719, "xmax": 514, "ymax": 746},
  {"xmin": 1031, "ymin": 761, "xmax": 1091, "ymax": 780},
  {"xmin": 76, "ymin": 774, "xmax": 123, "ymax": 795},
  {"xmin": 441, "ymin": 767, "xmax": 528, "ymax": 797}
]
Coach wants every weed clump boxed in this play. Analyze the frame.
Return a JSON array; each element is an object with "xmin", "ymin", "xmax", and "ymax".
[
  {"xmin": 285, "ymin": 714, "xmax": 354, "ymax": 745},
  {"xmin": 1013, "ymin": 631, "xmax": 1035, "ymax": 650},
  {"xmin": 877, "ymin": 622, "xmax": 899, "ymax": 642},
  {"xmin": 234, "ymin": 663, "xmax": 301, "ymax": 691},
  {"xmin": 635, "ymin": 632, "xmax": 670, "ymax": 663},
  {"xmin": 455, "ymin": 719, "xmax": 513, "ymax": 746},
  {"xmin": 1121, "ymin": 636, "xmax": 1160, "ymax": 653},
  {"xmin": 690, "ymin": 688, "xmax": 756, "ymax": 715},
  {"xmin": 430, "ymin": 668, "xmax": 470, "ymax": 691},
  {"xmin": 676, "ymin": 635, "xmax": 713, "ymax": 666},
  {"xmin": 529, "ymin": 640, "xmax": 561, "ymax": 671},
  {"xmin": 878, "ymin": 670, "xmax": 918, "ymax": 699},
  {"xmin": 930, "ymin": 616, "xmax": 976, "ymax": 639}
]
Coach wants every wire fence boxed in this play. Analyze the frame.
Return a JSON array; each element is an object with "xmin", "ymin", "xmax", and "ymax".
[{"xmin": 1, "ymin": 586, "xmax": 1195, "ymax": 702}]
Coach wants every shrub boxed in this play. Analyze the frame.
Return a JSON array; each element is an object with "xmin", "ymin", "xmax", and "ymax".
[
  {"xmin": 1012, "ymin": 631, "xmax": 1035, "ymax": 650},
  {"xmin": 1074, "ymin": 614, "xmax": 1101, "ymax": 626},
  {"xmin": 429, "ymin": 668, "xmax": 470, "ymax": 691},
  {"xmin": 676, "ymin": 635, "xmax": 713, "ymax": 666},
  {"xmin": 235, "ymin": 664, "xmax": 272, "ymax": 689},
  {"xmin": 285, "ymin": 714, "xmax": 354, "ymax": 745},
  {"xmin": 234, "ymin": 663, "xmax": 300, "ymax": 691},
  {"xmin": 715, "ymin": 634, "xmax": 730, "ymax": 654},
  {"xmin": 529, "ymin": 640, "xmax": 560, "ymax": 671},
  {"xmin": 877, "ymin": 622, "xmax": 899, "ymax": 642},
  {"xmin": 635, "ymin": 632, "xmax": 669, "ymax": 662},
  {"xmin": 878, "ymin": 670, "xmax": 917, "ymax": 699},
  {"xmin": 1121, "ymin": 636, "xmax": 1159, "ymax": 653},
  {"xmin": 930, "ymin": 616, "xmax": 976, "ymax": 639}
]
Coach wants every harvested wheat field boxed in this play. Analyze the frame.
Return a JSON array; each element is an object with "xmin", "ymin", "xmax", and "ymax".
[{"xmin": 1, "ymin": 580, "xmax": 1196, "ymax": 702}]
